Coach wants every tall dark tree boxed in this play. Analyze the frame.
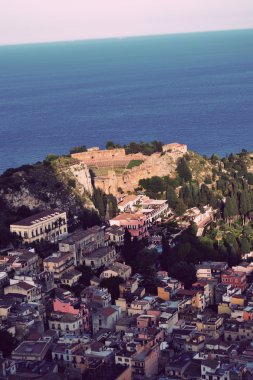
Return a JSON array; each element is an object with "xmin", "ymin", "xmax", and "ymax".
[
  {"xmin": 0, "ymin": 330, "xmax": 16, "ymax": 357},
  {"xmin": 166, "ymin": 185, "xmax": 177, "ymax": 209},
  {"xmin": 177, "ymin": 157, "xmax": 192, "ymax": 182},
  {"xmin": 170, "ymin": 261, "xmax": 197, "ymax": 289},
  {"xmin": 92, "ymin": 188, "xmax": 106, "ymax": 219},
  {"xmin": 100, "ymin": 276, "xmax": 124, "ymax": 303},
  {"xmin": 122, "ymin": 229, "xmax": 133, "ymax": 264}
]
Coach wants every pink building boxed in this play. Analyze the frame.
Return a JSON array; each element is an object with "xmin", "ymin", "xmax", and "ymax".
[
  {"xmin": 109, "ymin": 213, "xmax": 148, "ymax": 239},
  {"xmin": 243, "ymin": 306, "xmax": 253, "ymax": 321},
  {"xmin": 221, "ymin": 269, "xmax": 247, "ymax": 291},
  {"xmin": 53, "ymin": 297, "xmax": 90, "ymax": 331}
]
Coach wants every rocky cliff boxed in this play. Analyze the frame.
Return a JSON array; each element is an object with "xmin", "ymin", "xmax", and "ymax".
[{"xmin": 0, "ymin": 157, "xmax": 94, "ymax": 219}]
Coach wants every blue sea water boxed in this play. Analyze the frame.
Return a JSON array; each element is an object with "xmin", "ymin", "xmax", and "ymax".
[{"xmin": 0, "ymin": 29, "xmax": 253, "ymax": 173}]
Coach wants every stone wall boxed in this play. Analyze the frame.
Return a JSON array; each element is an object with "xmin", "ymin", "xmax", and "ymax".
[
  {"xmin": 72, "ymin": 148, "xmax": 126, "ymax": 165},
  {"xmin": 93, "ymin": 149, "xmax": 186, "ymax": 195},
  {"xmin": 72, "ymin": 143, "xmax": 187, "ymax": 195},
  {"xmin": 71, "ymin": 148, "xmax": 145, "ymax": 167}
]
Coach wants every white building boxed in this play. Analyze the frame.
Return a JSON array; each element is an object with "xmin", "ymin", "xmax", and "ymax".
[
  {"xmin": 10, "ymin": 209, "xmax": 68, "ymax": 244},
  {"xmin": 100, "ymin": 262, "xmax": 132, "ymax": 281}
]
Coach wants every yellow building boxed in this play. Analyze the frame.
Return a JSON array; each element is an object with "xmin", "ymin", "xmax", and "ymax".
[
  {"xmin": 157, "ymin": 286, "xmax": 171, "ymax": 301},
  {"xmin": 218, "ymin": 302, "xmax": 231, "ymax": 315},
  {"xmin": 231, "ymin": 294, "xmax": 245, "ymax": 307},
  {"xmin": 196, "ymin": 316, "xmax": 223, "ymax": 339},
  {"xmin": 4, "ymin": 281, "xmax": 40, "ymax": 302},
  {"xmin": 10, "ymin": 209, "xmax": 68, "ymax": 244}
]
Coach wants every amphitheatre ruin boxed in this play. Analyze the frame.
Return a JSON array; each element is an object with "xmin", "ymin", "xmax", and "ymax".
[{"xmin": 71, "ymin": 143, "xmax": 187, "ymax": 195}]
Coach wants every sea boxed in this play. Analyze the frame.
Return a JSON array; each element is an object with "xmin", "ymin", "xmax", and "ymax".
[{"xmin": 0, "ymin": 29, "xmax": 253, "ymax": 173}]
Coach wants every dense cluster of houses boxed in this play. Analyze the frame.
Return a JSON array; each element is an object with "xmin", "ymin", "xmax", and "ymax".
[
  {"xmin": 1, "ymin": 198, "xmax": 253, "ymax": 380},
  {"xmin": 109, "ymin": 195, "xmax": 169, "ymax": 239},
  {"xmin": 1, "ymin": 239, "xmax": 253, "ymax": 380}
]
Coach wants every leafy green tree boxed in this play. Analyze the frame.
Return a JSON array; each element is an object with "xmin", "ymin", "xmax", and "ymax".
[
  {"xmin": 210, "ymin": 154, "xmax": 220, "ymax": 165},
  {"xmin": 247, "ymin": 173, "xmax": 253, "ymax": 185},
  {"xmin": 139, "ymin": 176, "xmax": 164, "ymax": 195},
  {"xmin": 106, "ymin": 141, "xmax": 116, "ymax": 150},
  {"xmin": 77, "ymin": 265, "xmax": 92, "ymax": 286},
  {"xmin": 16, "ymin": 205, "xmax": 32, "ymax": 219},
  {"xmin": 188, "ymin": 222, "xmax": 198, "ymax": 236},
  {"xmin": 45, "ymin": 153, "xmax": 58, "ymax": 162},
  {"xmin": 170, "ymin": 261, "xmax": 197, "ymax": 289},
  {"xmin": 240, "ymin": 237, "xmax": 251, "ymax": 255},
  {"xmin": 68, "ymin": 179, "xmax": 76, "ymax": 188},
  {"xmin": 79, "ymin": 209, "xmax": 101, "ymax": 230},
  {"xmin": 70, "ymin": 145, "xmax": 87, "ymax": 154}
]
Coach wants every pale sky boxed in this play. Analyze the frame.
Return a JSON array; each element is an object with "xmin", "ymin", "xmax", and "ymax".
[{"xmin": 1, "ymin": 0, "xmax": 253, "ymax": 45}]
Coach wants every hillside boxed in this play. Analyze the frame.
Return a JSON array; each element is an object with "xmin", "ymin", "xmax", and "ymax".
[{"xmin": 0, "ymin": 156, "xmax": 94, "ymax": 237}]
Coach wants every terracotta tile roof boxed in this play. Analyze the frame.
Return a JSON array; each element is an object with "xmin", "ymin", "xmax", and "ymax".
[
  {"xmin": 100, "ymin": 306, "xmax": 118, "ymax": 317},
  {"xmin": 16, "ymin": 281, "xmax": 35, "ymax": 290}
]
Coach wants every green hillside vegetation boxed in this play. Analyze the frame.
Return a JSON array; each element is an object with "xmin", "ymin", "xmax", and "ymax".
[
  {"xmin": 106, "ymin": 140, "xmax": 163, "ymax": 155},
  {"xmin": 127, "ymin": 159, "xmax": 144, "ymax": 169}
]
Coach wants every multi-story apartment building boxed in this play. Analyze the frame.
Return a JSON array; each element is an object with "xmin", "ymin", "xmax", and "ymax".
[
  {"xmin": 83, "ymin": 246, "xmax": 116, "ymax": 269},
  {"xmin": 4, "ymin": 281, "xmax": 41, "ymax": 302},
  {"xmin": 81, "ymin": 286, "xmax": 112, "ymax": 308},
  {"xmin": 43, "ymin": 251, "xmax": 74, "ymax": 280},
  {"xmin": 196, "ymin": 261, "xmax": 228, "ymax": 281},
  {"xmin": 100, "ymin": 262, "xmax": 132, "ymax": 281},
  {"xmin": 92, "ymin": 305, "xmax": 121, "ymax": 333},
  {"xmin": 10, "ymin": 209, "xmax": 68, "ymax": 244},
  {"xmin": 106, "ymin": 225, "xmax": 125, "ymax": 246},
  {"xmin": 196, "ymin": 316, "xmax": 224, "ymax": 339},
  {"xmin": 48, "ymin": 312, "xmax": 84, "ymax": 336},
  {"xmin": 131, "ymin": 344, "xmax": 160, "ymax": 377},
  {"xmin": 109, "ymin": 213, "xmax": 149, "ymax": 239},
  {"xmin": 138, "ymin": 198, "xmax": 168, "ymax": 224},
  {"xmin": 221, "ymin": 269, "xmax": 247, "ymax": 291},
  {"xmin": 118, "ymin": 195, "xmax": 141, "ymax": 212},
  {"xmin": 53, "ymin": 296, "xmax": 89, "ymax": 331},
  {"xmin": 61, "ymin": 270, "xmax": 82, "ymax": 287},
  {"xmin": 7, "ymin": 249, "xmax": 39, "ymax": 275},
  {"xmin": 59, "ymin": 226, "xmax": 105, "ymax": 266}
]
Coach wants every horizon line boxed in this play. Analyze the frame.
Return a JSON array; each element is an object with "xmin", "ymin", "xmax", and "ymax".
[{"xmin": 1, "ymin": 27, "xmax": 252, "ymax": 48}]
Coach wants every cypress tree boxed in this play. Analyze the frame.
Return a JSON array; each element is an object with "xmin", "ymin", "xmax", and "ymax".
[
  {"xmin": 177, "ymin": 158, "xmax": 192, "ymax": 182},
  {"xmin": 166, "ymin": 185, "xmax": 177, "ymax": 209}
]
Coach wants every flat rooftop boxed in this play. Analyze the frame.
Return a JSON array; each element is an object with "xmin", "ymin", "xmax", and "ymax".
[
  {"xmin": 61, "ymin": 226, "xmax": 101, "ymax": 244},
  {"xmin": 11, "ymin": 209, "xmax": 65, "ymax": 227},
  {"xmin": 12, "ymin": 340, "xmax": 49, "ymax": 356},
  {"xmin": 118, "ymin": 195, "xmax": 140, "ymax": 207},
  {"xmin": 111, "ymin": 213, "xmax": 145, "ymax": 221},
  {"xmin": 44, "ymin": 251, "xmax": 73, "ymax": 263},
  {"xmin": 86, "ymin": 246, "xmax": 114, "ymax": 259}
]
